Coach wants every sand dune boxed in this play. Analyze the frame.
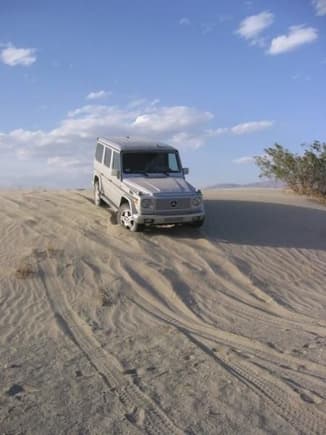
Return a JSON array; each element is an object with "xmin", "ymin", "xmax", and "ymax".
[{"xmin": 0, "ymin": 188, "xmax": 325, "ymax": 434}]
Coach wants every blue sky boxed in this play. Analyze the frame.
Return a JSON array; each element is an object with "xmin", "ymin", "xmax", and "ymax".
[{"xmin": 0, "ymin": 0, "xmax": 325, "ymax": 188}]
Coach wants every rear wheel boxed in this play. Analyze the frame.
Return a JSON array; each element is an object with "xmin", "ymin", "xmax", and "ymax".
[
  {"xmin": 118, "ymin": 203, "xmax": 144, "ymax": 232},
  {"xmin": 93, "ymin": 181, "xmax": 103, "ymax": 207}
]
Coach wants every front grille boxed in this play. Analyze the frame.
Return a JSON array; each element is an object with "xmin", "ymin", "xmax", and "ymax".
[
  {"xmin": 155, "ymin": 209, "xmax": 197, "ymax": 216},
  {"xmin": 155, "ymin": 197, "xmax": 191, "ymax": 211}
]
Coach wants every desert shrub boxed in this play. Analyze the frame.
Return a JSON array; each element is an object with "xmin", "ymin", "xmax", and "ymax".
[
  {"xmin": 255, "ymin": 141, "xmax": 326, "ymax": 197},
  {"xmin": 15, "ymin": 262, "xmax": 35, "ymax": 279}
]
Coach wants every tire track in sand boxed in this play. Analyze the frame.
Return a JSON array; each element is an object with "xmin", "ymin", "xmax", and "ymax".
[
  {"xmin": 115, "ymin": 258, "xmax": 326, "ymax": 435},
  {"xmin": 37, "ymin": 251, "xmax": 184, "ymax": 435},
  {"xmin": 184, "ymin": 332, "xmax": 326, "ymax": 435}
]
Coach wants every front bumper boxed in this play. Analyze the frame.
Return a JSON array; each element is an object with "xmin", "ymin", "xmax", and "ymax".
[{"xmin": 134, "ymin": 211, "xmax": 205, "ymax": 225}]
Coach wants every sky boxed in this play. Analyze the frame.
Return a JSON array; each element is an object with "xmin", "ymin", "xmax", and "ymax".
[{"xmin": 0, "ymin": 0, "xmax": 325, "ymax": 188}]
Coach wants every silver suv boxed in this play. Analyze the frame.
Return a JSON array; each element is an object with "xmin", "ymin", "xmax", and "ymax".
[{"xmin": 93, "ymin": 137, "xmax": 205, "ymax": 232}]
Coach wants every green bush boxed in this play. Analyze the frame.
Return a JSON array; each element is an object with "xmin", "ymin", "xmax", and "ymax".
[{"xmin": 255, "ymin": 141, "xmax": 326, "ymax": 197}]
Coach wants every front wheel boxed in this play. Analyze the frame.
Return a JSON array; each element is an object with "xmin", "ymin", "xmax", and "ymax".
[{"xmin": 118, "ymin": 203, "xmax": 144, "ymax": 232}]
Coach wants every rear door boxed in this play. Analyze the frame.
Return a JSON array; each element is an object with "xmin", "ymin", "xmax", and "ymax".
[{"xmin": 101, "ymin": 146, "xmax": 113, "ymax": 201}]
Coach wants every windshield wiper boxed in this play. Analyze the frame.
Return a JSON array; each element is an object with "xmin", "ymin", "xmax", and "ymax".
[
  {"xmin": 144, "ymin": 167, "xmax": 171, "ymax": 176},
  {"xmin": 128, "ymin": 169, "xmax": 171, "ymax": 177},
  {"xmin": 130, "ymin": 170, "xmax": 149, "ymax": 176}
]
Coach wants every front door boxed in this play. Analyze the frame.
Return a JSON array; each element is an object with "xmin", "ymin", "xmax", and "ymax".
[{"xmin": 101, "ymin": 147, "xmax": 122, "ymax": 208}]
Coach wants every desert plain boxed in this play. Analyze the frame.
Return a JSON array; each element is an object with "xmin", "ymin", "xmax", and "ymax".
[{"xmin": 0, "ymin": 188, "xmax": 326, "ymax": 434}]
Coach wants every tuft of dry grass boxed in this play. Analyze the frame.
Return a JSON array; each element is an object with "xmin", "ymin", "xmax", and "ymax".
[
  {"xmin": 47, "ymin": 245, "xmax": 64, "ymax": 258},
  {"xmin": 15, "ymin": 262, "xmax": 35, "ymax": 279}
]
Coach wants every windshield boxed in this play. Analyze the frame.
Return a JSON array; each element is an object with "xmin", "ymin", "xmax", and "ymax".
[{"xmin": 122, "ymin": 151, "xmax": 181, "ymax": 174}]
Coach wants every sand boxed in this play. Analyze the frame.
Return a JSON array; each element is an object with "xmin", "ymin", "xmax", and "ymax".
[{"xmin": 0, "ymin": 188, "xmax": 325, "ymax": 434}]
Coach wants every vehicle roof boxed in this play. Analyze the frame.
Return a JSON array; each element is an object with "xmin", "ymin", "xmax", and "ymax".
[{"xmin": 97, "ymin": 136, "xmax": 176, "ymax": 152}]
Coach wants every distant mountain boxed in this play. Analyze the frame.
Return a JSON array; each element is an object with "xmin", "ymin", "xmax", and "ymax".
[
  {"xmin": 205, "ymin": 183, "xmax": 242, "ymax": 189},
  {"xmin": 205, "ymin": 180, "xmax": 284, "ymax": 190}
]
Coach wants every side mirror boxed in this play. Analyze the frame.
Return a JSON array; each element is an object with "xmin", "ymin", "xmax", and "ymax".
[
  {"xmin": 182, "ymin": 167, "xmax": 189, "ymax": 175},
  {"xmin": 111, "ymin": 168, "xmax": 120, "ymax": 178}
]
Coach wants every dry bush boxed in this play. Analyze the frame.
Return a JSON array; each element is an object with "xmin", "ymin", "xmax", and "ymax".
[
  {"xmin": 255, "ymin": 141, "xmax": 326, "ymax": 199},
  {"xmin": 47, "ymin": 245, "xmax": 64, "ymax": 258},
  {"xmin": 15, "ymin": 262, "xmax": 35, "ymax": 279}
]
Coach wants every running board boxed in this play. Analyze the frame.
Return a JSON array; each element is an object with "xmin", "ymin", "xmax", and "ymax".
[{"xmin": 100, "ymin": 194, "xmax": 118, "ymax": 212}]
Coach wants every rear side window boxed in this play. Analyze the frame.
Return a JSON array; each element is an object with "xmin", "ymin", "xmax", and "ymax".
[
  {"xmin": 112, "ymin": 152, "xmax": 121, "ymax": 170},
  {"xmin": 95, "ymin": 143, "xmax": 104, "ymax": 162},
  {"xmin": 104, "ymin": 147, "xmax": 112, "ymax": 167}
]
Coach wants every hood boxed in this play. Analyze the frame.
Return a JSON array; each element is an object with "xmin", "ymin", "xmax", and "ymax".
[{"xmin": 124, "ymin": 176, "xmax": 196, "ymax": 196}]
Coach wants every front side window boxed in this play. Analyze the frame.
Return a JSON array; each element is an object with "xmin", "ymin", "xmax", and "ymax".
[
  {"xmin": 95, "ymin": 143, "xmax": 104, "ymax": 162},
  {"xmin": 168, "ymin": 153, "xmax": 179, "ymax": 171},
  {"xmin": 112, "ymin": 151, "xmax": 121, "ymax": 170},
  {"xmin": 122, "ymin": 152, "xmax": 181, "ymax": 174}
]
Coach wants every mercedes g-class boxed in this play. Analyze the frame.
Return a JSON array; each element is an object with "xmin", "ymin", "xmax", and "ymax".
[{"xmin": 93, "ymin": 137, "xmax": 205, "ymax": 231}]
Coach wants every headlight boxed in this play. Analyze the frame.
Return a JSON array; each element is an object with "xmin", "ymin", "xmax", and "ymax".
[
  {"xmin": 191, "ymin": 197, "xmax": 202, "ymax": 207},
  {"xmin": 141, "ymin": 198, "xmax": 154, "ymax": 209}
]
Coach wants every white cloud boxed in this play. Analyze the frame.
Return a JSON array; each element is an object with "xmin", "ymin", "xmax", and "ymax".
[
  {"xmin": 179, "ymin": 17, "xmax": 191, "ymax": 25},
  {"xmin": 312, "ymin": 0, "xmax": 326, "ymax": 16},
  {"xmin": 206, "ymin": 127, "xmax": 229, "ymax": 137},
  {"xmin": 236, "ymin": 11, "xmax": 274, "ymax": 43},
  {"xmin": 268, "ymin": 25, "xmax": 318, "ymax": 55},
  {"xmin": 0, "ymin": 101, "xmax": 215, "ymax": 168},
  {"xmin": 47, "ymin": 156, "xmax": 88, "ymax": 169},
  {"xmin": 0, "ymin": 44, "xmax": 36, "ymax": 66},
  {"xmin": 0, "ymin": 97, "xmax": 275, "ymax": 187},
  {"xmin": 230, "ymin": 120, "xmax": 274, "ymax": 135},
  {"xmin": 204, "ymin": 121, "xmax": 274, "ymax": 137},
  {"xmin": 233, "ymin": 156, "xmax": 255, "ymax": 164},
  {"xmin": 169, "ymin": 132, "xmax": 206, "ymax": 149},
  {"xmin": 86, "ymin": 90, "xmax": 111, "ymax": 100},
  {"xmin": 132, "ymin": 106, "xmax": 213, "ymax": 133}
]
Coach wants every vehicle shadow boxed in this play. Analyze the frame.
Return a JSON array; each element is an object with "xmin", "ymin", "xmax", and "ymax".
[{"xmin": 146, "ymin": 199, "xmax": 326, "ymax": 251}]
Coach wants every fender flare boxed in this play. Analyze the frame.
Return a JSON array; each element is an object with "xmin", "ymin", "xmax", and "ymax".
[
  {"xmin": 119, "ymin": 196, "xmax": 137, "ymax": 215},
  {"xmin": 93, "ymin": 174, "xmax": 103, "ymax": 193}
]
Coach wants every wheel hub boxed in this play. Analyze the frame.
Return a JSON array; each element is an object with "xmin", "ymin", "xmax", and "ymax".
[{"xmin": 121, "ymin": 210, "xmax": 133, "ymax": 229}]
